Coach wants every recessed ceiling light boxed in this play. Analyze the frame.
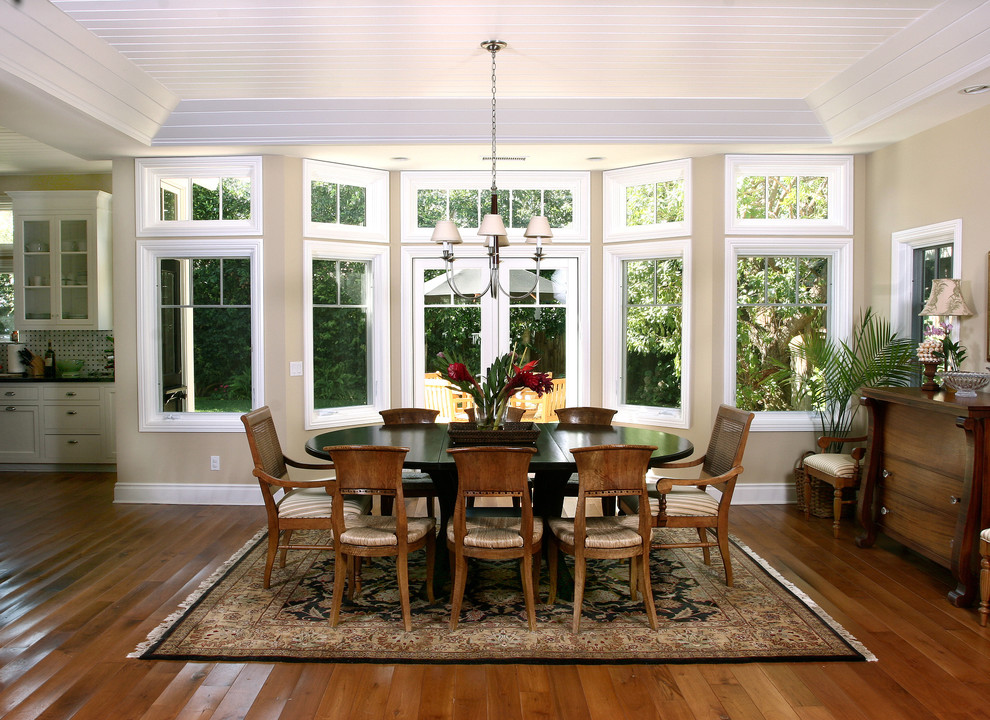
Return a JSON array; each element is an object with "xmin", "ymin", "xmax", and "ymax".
[
  {"xmin": 391, "ymin": 156, "xmax": 409, "ymax": 161},
  {"xmin": 959, "ymin": 85, "xmax": 990, "ymax": 95},
  {"xmin": 586, "ymin": 156, "xmax": 605, "ymax": 162}
]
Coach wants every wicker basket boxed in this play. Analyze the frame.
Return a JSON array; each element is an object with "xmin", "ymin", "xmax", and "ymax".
[
  {"xmin": 447, "ymin": 421, "xmax": 541, "ymax": 446},
  {"xmin": 794, "ymin": 452, "xmax": 856, "ymax": 519}
]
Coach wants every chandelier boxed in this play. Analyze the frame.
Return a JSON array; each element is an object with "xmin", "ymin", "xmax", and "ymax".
[{"xmin": 431, "ymin": 40, "xmax": 552, "ymax": 299}]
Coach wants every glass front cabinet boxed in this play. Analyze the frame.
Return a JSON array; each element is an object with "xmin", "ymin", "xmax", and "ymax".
[{"xmin": 10, "ymin": 191, "xmax": 112, "ymax": 330}]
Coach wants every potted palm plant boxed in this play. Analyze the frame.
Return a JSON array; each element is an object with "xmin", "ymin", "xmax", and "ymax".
[{"xmin": 775, "ymin": 308, "xmax": 917, "ymax": 520}]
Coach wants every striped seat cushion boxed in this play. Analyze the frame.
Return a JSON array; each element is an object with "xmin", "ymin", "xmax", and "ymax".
[
  {"xmin": 803, "ymin": 453, "xmax": 858, "ymax": 478},
  {"xmin": 548, "ymin": 516, "xmax": 645, "ymax": 549},
  {"xmin": 982, "ymin": 528, "xmax": 990, "ymax": 543},
  {"xmin": 277, "ymin": 487, "xmax": 371, "ymax": 520},
  {"xmin": 339, "ymin": 515, "xmax": 436, "ymax": 547},
  {"xmin": 649, "ymin": 486, "xmax": 719, "ymax": 517},
  {"xmin": 447, "ymin": 515, "xmax": 543, "ymax": 549}
]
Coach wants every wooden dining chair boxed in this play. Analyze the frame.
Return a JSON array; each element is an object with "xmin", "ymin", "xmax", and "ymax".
[
  {"xmin": 547, "ymin": 444, "xmax": 658, "ymax": 634},
  {"xmin": 379, "ymin": 408, "xmax": 439, "ymax": 518},
  {"xmin": 620, "ymin": 404, "xmax": 754, "ymax": 586},
  {"xmin": 557, "ymin": 406, "xmax": 619, "ymax": 515},
  {"xmin": 241, "ymin": 406, "xmax": 371, "ymax": 588},
  {"xmin": 446, "ymin": 446, "xmax": 541, "ymax": 631},
  {"xmin": 323, "ymin": 445, "xmax": 436, "ymax": 632}
]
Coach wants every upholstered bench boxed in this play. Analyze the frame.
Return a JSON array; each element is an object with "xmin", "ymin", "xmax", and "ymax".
[
  {"xmin": 801, "ymin": 435, "xmax": 865, "ymax": 538},
  {"xmin": 980, "ymin": 528, "xmax": 990, "ymax": 627}
]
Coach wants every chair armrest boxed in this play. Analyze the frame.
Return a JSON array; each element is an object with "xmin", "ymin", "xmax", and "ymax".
[
  {"xmin": 253, "ymin": 467, "xmax": 335, "ymax": 491},
  {"xmin": 654, "ymin": 465, "xmax": 743, "ymax": 494},
  {"xmin": 815, "ymin": 435, "xmax": 867, "ymax": 451},
  {"xmin": 850, "ymin": 446, "xmax": 865, "ymax": 463},
  {"xmin": 652, "ymin": 455, "xmax": 706, "ymax": 470},
  {"xmin": 284, "ymin": 456, "xmax": 335, "ymax": 471}
]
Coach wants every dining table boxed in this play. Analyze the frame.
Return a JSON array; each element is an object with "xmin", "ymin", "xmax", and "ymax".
[{"xmin": 305, "ymin": 422, "xmax": 694, "ymax": 597}]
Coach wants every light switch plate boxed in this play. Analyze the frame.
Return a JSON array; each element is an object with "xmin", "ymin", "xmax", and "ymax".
[{"xmin": 289, "ymin": 361, "xmax": 303, "ymax": 376}]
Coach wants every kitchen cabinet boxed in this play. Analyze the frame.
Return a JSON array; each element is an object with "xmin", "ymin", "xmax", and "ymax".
[
  {"xmin": 0, "ymin": 381, "xmax": 114, "ymax": 465},
  {"xmin": 10, "ymin": 191, "xmax": 112, "ymax": 330},
  {"xmin": 857, "ymin": 386, "xmax": 990, "ymax": 607}
]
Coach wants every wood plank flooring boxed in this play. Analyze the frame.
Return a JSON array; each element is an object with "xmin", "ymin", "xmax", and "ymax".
[{"xmin": 1, "ymin": 471, "xmax": 988, "ymax": 720}]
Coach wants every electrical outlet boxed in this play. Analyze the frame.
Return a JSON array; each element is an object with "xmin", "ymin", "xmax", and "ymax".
[
  {"xmin": 210, "ymin": 455, "xmax": 220, "ymax": 471},
  {"xmin": 289, "ymin": 361, "xmax": 303, "ymax": 376}
]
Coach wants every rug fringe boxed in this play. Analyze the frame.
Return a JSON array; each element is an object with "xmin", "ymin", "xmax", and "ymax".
[
  {"xmin": 128, "ymin": 528, "xmax": 268, "ymax": 659},
  {"xmin": 729, "ymin": 535, "xmax": 877, "ymax": 662}
]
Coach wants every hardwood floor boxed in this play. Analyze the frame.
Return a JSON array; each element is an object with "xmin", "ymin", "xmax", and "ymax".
[{"xmin": 1, "ymin": 471, "xmax": 988, "ymax": 719}]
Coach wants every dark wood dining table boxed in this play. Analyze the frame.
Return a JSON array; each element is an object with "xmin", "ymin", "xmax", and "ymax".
[{"xmin": 305, "ymin": 422, "xmax": 694, "ymax": 596}]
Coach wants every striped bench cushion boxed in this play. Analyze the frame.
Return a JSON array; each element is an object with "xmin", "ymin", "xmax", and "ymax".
[
  {"xmin": 446, "ymin": 515, "xmax": 543, "ymax": 549},
  {"xmin": 277, "ymin": 487, "xmax": 371, "ymax": 519},
  {"xmin": 649, "ymin": 487, "xmax": 719, "ymax": 517},
  {"xmin": 803, "ymin": 453, "xmax": 858, "ymax": 478}
]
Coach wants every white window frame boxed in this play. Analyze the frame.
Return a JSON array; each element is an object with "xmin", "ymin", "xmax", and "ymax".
[
  {"xmin": 603, "ymin": 240, "xmax": 691, "ymax": 428},
  {"xmin": 725, "ymin": 155, "xmax": 853, "ymax": 236},
  {"xmin": 303, "ymin": 160, "xmax": 389, "ymax": 242},
  {"xmin": 303, "ymin": 240, "xmax": 390, "ymax": 429},
  {"xmin": 135, "ymin": 156, "xmax": 263, "ymax": 237},
  {"xmin": 136, "ymin": 238, "xmax": 264, "ymax": 432},
  {"xmin": 603, "ymin": 160, "xmax": 692, "ymax": 242},
  {"xmin": 400, "ymin": 171, "xmax": 591, "ymax": 243},
  {"xmin": 890, "ymin": 220, "xmax": 963, "ymax": 338},
  {"xmin": 399, "ymin": 244, "xmax": 591, "ymax": 410},
  {"xmin": 723, "ymin": 237, "xmax": 853, "ymax": 432}
]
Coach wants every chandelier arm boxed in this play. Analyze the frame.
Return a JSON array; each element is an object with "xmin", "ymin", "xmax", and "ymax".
[
  {"xmin": 495, "ymin": 251, "xmax": 545, "ymax": 300},
  {"xmin": 443, "ymin": 258, "xmax": 491, "ymax": 300}
]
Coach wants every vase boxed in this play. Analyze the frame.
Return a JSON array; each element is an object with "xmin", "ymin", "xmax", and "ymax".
[
  {"xmin": 921, "ymin": 361, "xmax": 939, "ymax": 391},
  {"xmin": 474, "ymin": 403, "xmax": 507, "ymax": 430}
]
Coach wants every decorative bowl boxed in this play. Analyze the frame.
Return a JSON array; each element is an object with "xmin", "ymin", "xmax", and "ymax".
[
  {"xmin": 56, "ymin": 358, "xmax": 85, "ymax": 377},
  {"xmin": 941, "ymin": 371, "xmax": 990, "ymax": 397}
]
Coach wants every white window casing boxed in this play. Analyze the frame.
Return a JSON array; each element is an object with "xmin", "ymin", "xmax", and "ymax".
[
  {"xmin": 603, "ymin": 160, "xmax": 692, "ymax": 242},
  {"xmin": 302, "ymin": 160, "xmax": 389, "ymax": 242},
  {"xmin": 136, "ymin": 238, "xmax": 264, "ymax": 432},
  {"xmin": 890, "ymin": 219, "xmax": 963, "ymax": 338}
]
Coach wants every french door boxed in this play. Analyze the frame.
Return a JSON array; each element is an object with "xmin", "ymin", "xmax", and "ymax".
[{"xmin": 408, "ymin": 253, "xmax": 580, "ymax": 413}]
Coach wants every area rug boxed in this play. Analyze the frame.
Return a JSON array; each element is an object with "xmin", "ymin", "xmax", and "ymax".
[{"xmin": 131, "ymin": 528, "xmax": 874, "ymax": 664}]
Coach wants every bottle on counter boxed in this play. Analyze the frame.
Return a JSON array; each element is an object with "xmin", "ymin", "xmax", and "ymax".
[{"xmin": 44, "ymin": 341, "xmax": 56, "ymax": 378}]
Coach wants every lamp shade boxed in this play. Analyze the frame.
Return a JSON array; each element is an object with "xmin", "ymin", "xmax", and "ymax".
[
  {"xmin": 523, "ymin": 215, "xmax": 553, "ymax": 244},
  {"xmin": 919, "ymin": 278, "xmax": 975, "ymax": 317},
  {"xmin": 431, "ymin": 220, "xmax": 463, "ymax": 244},
  {"xmin": 478, "ymin": 213, "xmax": 507, "ymax": 238}
]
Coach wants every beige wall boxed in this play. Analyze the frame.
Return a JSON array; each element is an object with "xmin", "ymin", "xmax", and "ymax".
[
  {"xmin": 866, "ymin": 104, "xmax": 990, "ymax": 364},
  {"xmin": 107, "ymin": 115, "xmax": 990, "ymax": 498}
]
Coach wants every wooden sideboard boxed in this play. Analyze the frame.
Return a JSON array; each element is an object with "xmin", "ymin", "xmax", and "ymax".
[{"xmin": 857, "ymin": 387, "xmax": 990, "ymax": 606}]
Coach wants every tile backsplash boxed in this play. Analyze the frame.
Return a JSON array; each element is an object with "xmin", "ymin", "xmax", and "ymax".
[{"xmin": 3, "ymin": 330, "xmax": 114, "ymax": 376}]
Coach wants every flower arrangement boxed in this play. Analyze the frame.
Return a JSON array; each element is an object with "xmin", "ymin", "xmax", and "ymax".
[
  {"xmin": 917, "ymin": 321, "xmax": 967, "ymax": 370},
  {"xmin": 437, "ymin": 347, "xmax": 553, "ymax": 430}
]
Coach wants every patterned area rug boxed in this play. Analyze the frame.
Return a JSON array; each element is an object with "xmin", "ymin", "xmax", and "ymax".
[{"xmin": 132, "ymin": 528, "xmax": 874, "ymax": 664}]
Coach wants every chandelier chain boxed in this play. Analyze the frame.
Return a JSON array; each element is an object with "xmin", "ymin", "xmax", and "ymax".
[{"xmin": 490, "ymin": 44, "xmax": 498, "ymax": 194}]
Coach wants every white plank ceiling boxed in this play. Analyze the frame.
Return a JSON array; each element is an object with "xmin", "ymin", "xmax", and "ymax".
[{"xmin": 2, "ymin": 0, "xmax": 990, "ymax": 173}]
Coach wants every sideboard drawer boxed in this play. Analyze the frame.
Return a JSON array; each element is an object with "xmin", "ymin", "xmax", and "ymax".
[
  {"xmin": 878, "ymin": 491, "xmax": 956, "ymax": 566},
  {"xmin": 879, "ymin": 455, "xmax": 965, "ymax": 511},
  {"xmin": 0, "ymin": 385, "xmax": 40, "ymax": 402},
  {"xmin": 43, "ymin": 434, "xmax": 103, "ymax": 463},
  {"xmin": 43, "ymin": 385, "xmax": 101, "ymax": 402},
  {"xmin": 43, "ymin": 404, "xmax": 102, "ymax": 432}
]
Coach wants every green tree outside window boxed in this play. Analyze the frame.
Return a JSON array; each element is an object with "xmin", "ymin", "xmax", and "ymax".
[
  {"xmin": 623, "ymin": 258, "xmax": 682, "ymax": 407},
  {"xmin": 312, "ymin": 259, "xmax": 370, "ymax": 408}
]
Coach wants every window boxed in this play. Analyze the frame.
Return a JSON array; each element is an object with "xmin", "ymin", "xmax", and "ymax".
[
  {"xmin": 304, "ymin": 241, "xmax": 389, "ymax": 428},
  {"xmin": 137, "ymin": 239, "xmax": 263, "ymax": 431},
  {"xmin": 603, "ymin": 241, "xmax": 690, "ymax": 427},
  {"xmin": 890, "ymin": 220, "xmax": 962, "ymax": 340},
  {"xmin": 400, "ymin": 171, "xmax": 590, "ymax": 243},
  {"xmin": 725, "ymin": 155, "xmax": 852, "ymax": 235},
  {"xmin": 0, "ymin": 202, "xmax": 11, "ymax": 339},
  {"xmin": 724, "ymin": 238, "xmax": 852, "ymax": 431},
  {"xmin": 136, "ymin": 157, "xmax": 263, "ymax": 236},
  {"xmin": 303, "ymin": 160, "xmax": 388, "ymax": 242},
  {"xmin": 603, "ymin": 160, "xmax": 691, "ymax": 241}
]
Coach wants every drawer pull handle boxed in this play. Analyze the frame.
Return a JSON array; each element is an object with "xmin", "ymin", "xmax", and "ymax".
[
  {"xmin": 881, "ymin": 469, "xmax": 892, "ymax": 478},
  {"xmin": 5, "ymin": 406, "xmax": 16, "ymax": 411},
  {"xmin": 4, "ymin": 391, "xmax": 14, "ymax": 396},
  {"xmin": 949, "ymin": 495, "xmax": 961, "ymax": 505},
  {"xmin": 66, "ymin": 411, "xmax": 78, "ymax": 416},
  {"xmin": 880, "ymin": 506, "xmax": 889, "ymax": 515},
  {"xmin": 65, "ymin": 392, "xmax": 76, "ymax": 397},
  {"xmin": 67, "ymin": 440, "xmax": 79, "ymax": 445}
]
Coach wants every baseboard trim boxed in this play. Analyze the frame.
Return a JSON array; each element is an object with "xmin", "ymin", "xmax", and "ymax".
[
  {"xmin": 114, "ymin": 480, "xmax": 797, "ymax": 506},
  {"xmin": 114, "ymin": 482, "xmax": 262, "ymax": 505}
]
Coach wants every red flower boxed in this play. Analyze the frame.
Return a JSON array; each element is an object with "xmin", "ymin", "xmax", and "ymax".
[
  {"xmin": 508, "ymin": 370, "xmax": 553, "ymax": 397},
  {"xmin": 446, "ymin": 362, "xmax": 475, "ymax": 384}
]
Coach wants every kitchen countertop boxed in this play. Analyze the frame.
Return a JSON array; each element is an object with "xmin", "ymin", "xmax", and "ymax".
[{"xmin": 0, "ymin": 374, "xmax": 114, "ymax": 383}]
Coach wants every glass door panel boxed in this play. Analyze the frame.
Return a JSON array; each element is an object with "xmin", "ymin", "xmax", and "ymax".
[
  {"xmin": 59, "ymin": 218, "xmax": 90, "ymax": 320},
  {"xmin": 22, "ymin": 219, "xmax": 52, "ymax": 320}
]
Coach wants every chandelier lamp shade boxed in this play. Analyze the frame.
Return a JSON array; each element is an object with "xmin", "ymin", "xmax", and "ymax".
[{"xmin": 431, "ymin": 40, "xmax": 552, "ymax": 299}]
